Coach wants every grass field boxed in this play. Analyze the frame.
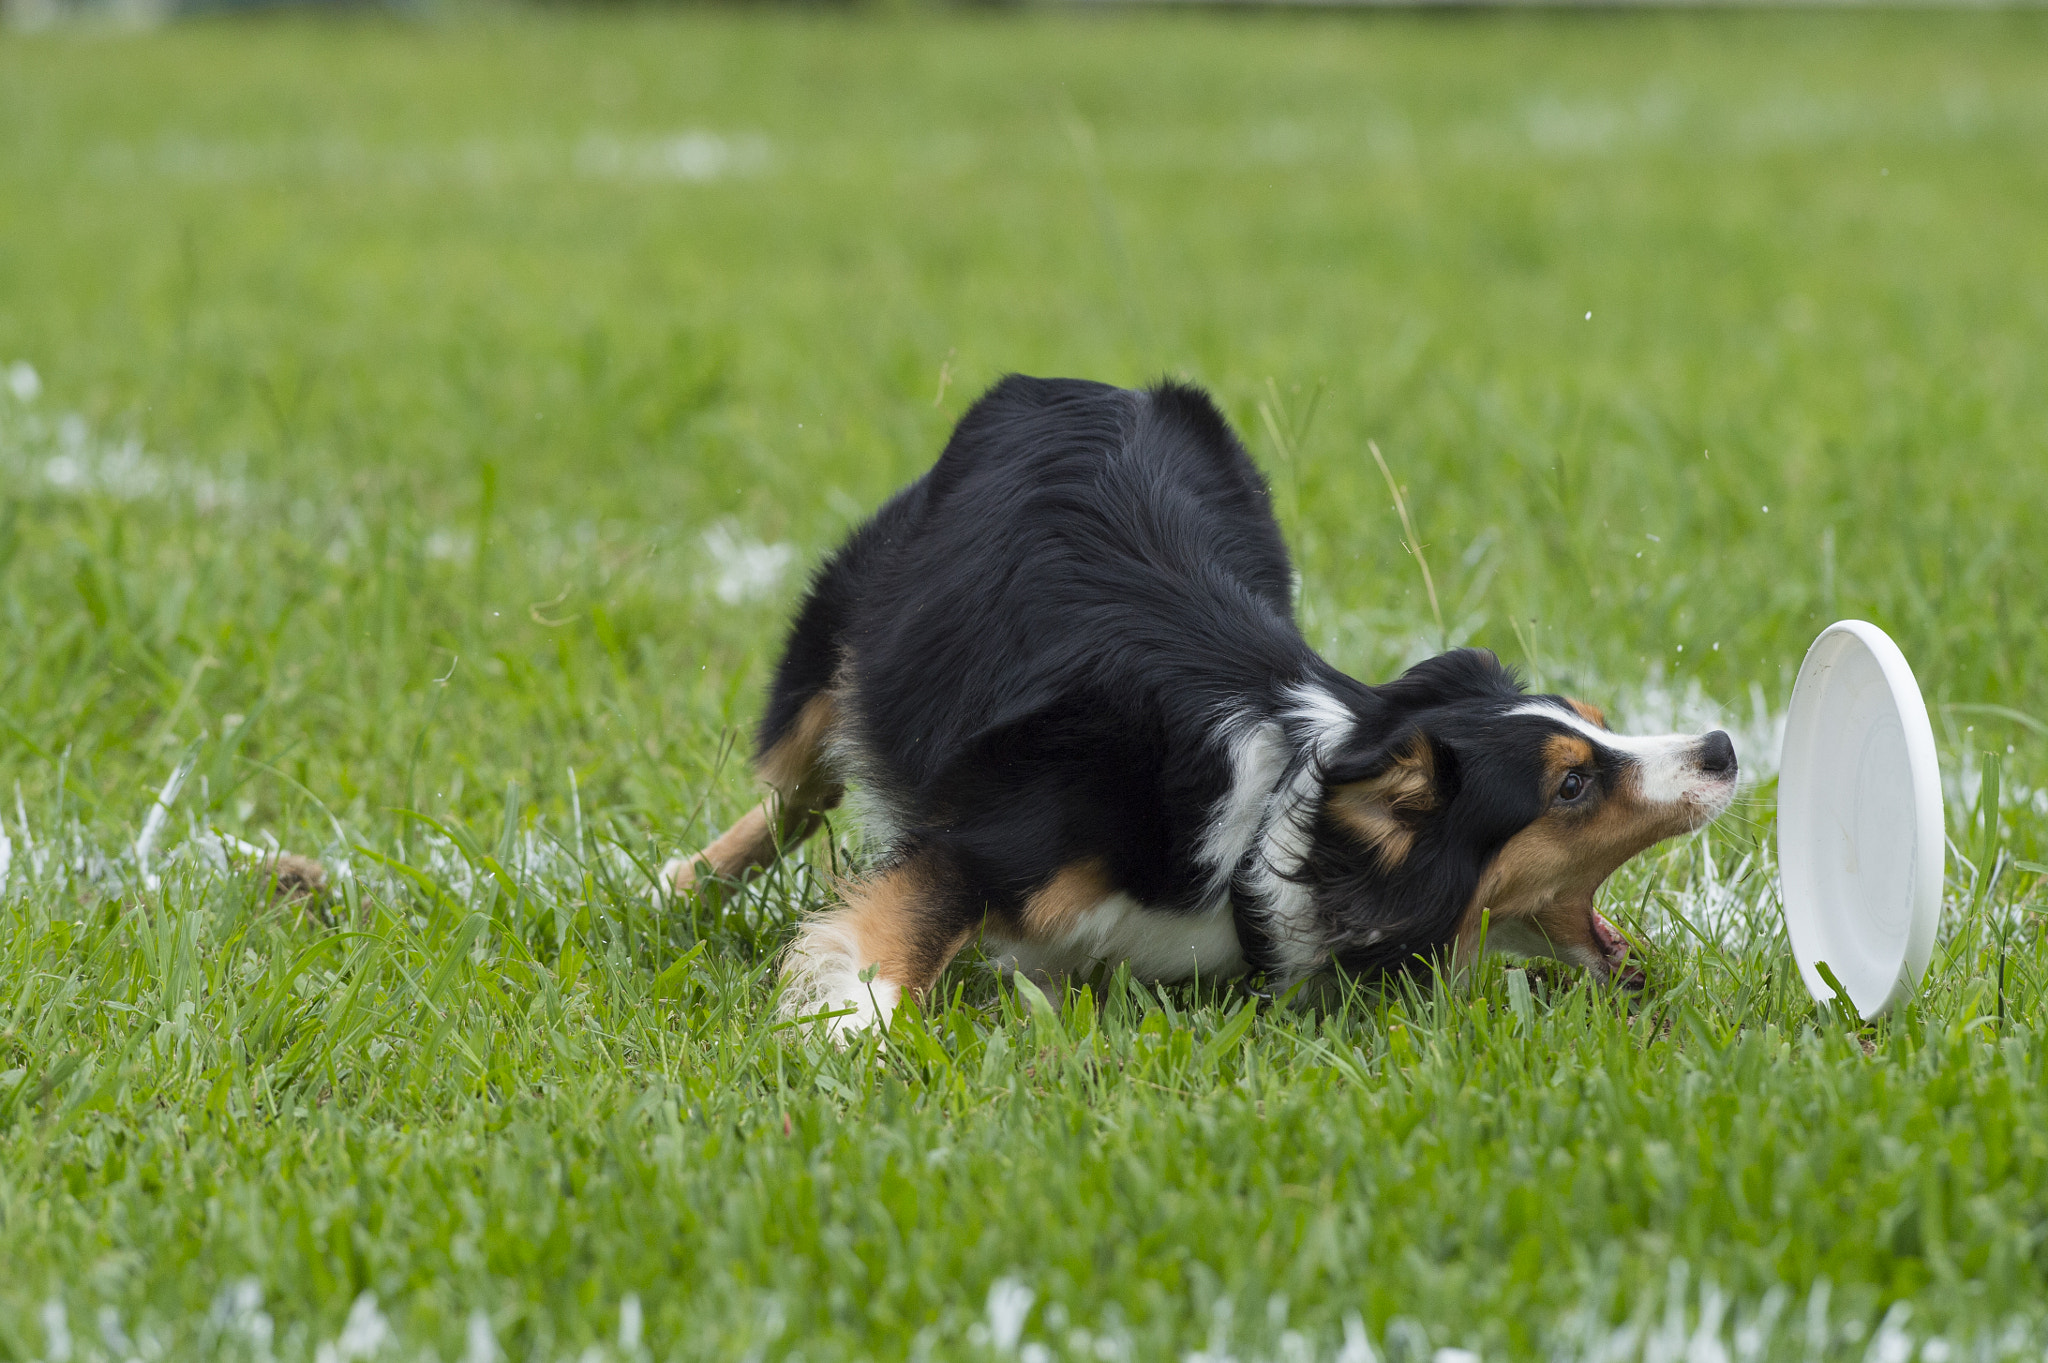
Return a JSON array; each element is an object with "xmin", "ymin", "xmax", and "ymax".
[{"xmin": 5, "ymin": 6, "xmax": 2048, "ymax": 1359}]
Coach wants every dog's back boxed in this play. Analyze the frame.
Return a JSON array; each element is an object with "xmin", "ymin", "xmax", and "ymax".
[{"xmin": 763, "ymin": 375, "xmax": 1309, "ymax": 807}]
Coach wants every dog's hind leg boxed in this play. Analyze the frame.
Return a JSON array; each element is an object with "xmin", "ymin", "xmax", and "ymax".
[
  {"xmin": 779, "ymin": 845, "xmax": 973, "ymax": 1039},
  {"xmin": 663, "ymin": 690, "xmax": 845, "ymax": 895}
]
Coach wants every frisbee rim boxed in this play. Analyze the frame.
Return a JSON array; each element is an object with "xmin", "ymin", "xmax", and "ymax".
[{"xmin": 1777, "ymin": 619, "xmax": 1945, "ymax": 1022}]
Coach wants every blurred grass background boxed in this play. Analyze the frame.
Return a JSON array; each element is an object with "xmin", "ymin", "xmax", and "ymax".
[{"xmin": 2, "ymin": 7, "xmax": 2048, "ymax": 1360}]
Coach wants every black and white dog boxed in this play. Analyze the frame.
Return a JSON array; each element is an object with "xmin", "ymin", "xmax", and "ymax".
[{"xmin": 666, "ymin": 376, "xmax": 1738, "ymax": 1035}]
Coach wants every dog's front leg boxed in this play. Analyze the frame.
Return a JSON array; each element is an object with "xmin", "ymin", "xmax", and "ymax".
[
  {"xmin": 779, "ymin": 848, "xmax": 971, "ymax": 1041},
  {"xmin": 664, "ymin": 692, "xmax": 843, "ymax": 895},
  {"xmin": 662, "ymin": 792, "xmax": 834, "ymax": 894}
]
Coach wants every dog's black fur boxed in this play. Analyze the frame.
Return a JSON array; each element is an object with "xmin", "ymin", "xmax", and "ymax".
[{"xmin": 671, "ymin": 375, "xmax": 1736, "ymax": 1030}]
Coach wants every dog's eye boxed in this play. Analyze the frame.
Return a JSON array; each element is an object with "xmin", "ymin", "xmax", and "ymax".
[{"xmin": 1558, "ymin": 771, "xmax": 1588, "ymax": 802}]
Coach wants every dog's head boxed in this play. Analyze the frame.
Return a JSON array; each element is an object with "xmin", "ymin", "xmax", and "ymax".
[{"xmin": 1307, "ymin": 650, "xmax": 1738, "ymax": 985}]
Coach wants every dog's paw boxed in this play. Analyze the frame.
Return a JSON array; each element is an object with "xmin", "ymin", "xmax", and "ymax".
[
  {"xmin": 267, "ymin": 852, "xmax": 328, "ymax": 902},
  {"xmin": 656, "ymin": 855, "xmax": 707, "ymax": 901}
]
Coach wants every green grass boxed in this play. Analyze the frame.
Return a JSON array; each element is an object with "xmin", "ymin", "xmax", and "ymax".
[{"xmin": 4, "ymin": 6, "xmax": 2048, "ymax": 1358}]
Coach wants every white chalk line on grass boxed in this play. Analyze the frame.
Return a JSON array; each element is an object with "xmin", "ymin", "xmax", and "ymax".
[
  {"xmin": 0, "ymin": 372, "xmax": 795, "ymax": 614},
  {"xmin": 74, "ymin": 131, "xmax": 772, "ymax": 188},
  {"xmin": 0, "ymin": 715, "xmax": 2031, "ymax": 958},
  {"xmin": 5, "ymin": 376, "xmax": 2037, "ymax": 943},
  {"xmin": 8, "ymin": 371, "xmax": 2030, "ymax": 804},
  {"xmin": 17, "ymin": 1271, "xmax": 2040, "ymax": 1363},
  {"xmin": 0, "ymin": 752, "xmax": 831, "ymax": 952}
]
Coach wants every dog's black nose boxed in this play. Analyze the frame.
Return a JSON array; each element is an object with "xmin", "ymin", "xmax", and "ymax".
[{"xmin": 1697, "ymin": 730, "xmax": 1737, "ymax": 776}]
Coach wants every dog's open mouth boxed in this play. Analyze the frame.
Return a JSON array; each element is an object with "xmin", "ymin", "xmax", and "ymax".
[{"xmin": 1590, "ymin": 908, "xmax": 1646, "ymax": 990}]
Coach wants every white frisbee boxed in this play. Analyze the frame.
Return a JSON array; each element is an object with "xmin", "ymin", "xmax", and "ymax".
[{"xmin": 1778, "ymin": 620, "xmax": 1945, "ymax": 1020}]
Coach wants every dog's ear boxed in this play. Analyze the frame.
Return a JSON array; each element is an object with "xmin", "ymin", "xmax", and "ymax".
[
  {"xmin": 1375, "ymin": 649, "xmax": 1523, "ymax": 708},
  {"xmin": 1323, "ymin": 729, "xmax": 1455, "ymax": 868}
]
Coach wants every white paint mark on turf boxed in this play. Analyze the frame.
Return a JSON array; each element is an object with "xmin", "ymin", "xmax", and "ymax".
[
  {"xmin": 576, "ymin": 131, "xmax": 770, "ymax": 183},
  {"xmin": 985, "ymin": 1277, "xmax": 1035, "ymax": 1353},
  {"xmin": 5, "ymin": 360, "xmax": 39, "ymax": 402},
  {"xmin": 24, "ymin": 1275, "xmax": 1974, "ymax": 1362},
  {"xmin": 132, "ymin": 754, "xmax": 195, "ymax": 892},
  {"xmin": 464, "ymin": 1310, "xmax": 501, "ymax": 1363},
  {"xmin": 700, "ymin": 518, "xmax": 795, "ymax": 605},
  {"xmin": 0, "ymin": 404, "xmax": 247, "ymax": 511},
  {"xmin": 618, "ymin": 1294, "xmax": 644, "ymax": 1356},
  {"xmin": 39, "ymin": 1300, "xmax": 70, "ymax": 1363},
  {"xmin": 316, "ymin": 1292, "xmax": 393, "ymax": 1363}
]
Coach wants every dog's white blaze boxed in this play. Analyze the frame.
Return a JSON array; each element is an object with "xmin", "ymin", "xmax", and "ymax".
[
  {"xmin": 1238, "ymin": 750, "xmax": 1326, "ymax": 974},
  {"xmin": 1198, "ymin": 716, "xmax": 1288, "ymax": 896},
  {"xmin": 780, "ymin": 915, "xmax": 902, "ymax": 1038},
  {"xmin": 1627, "ymin": 733, "xmax": 1710, "ymax": 804},
  {"xmin": 993, "ymin": 893, "xmax": 1248, "ymax": 983},
  {"xmin": 1229, "ymin": 683, "xmax": 1357, "ymax": 977},
  {"xmin": 1028, "ymin": 684, "xmax": 1361, "ymax": 985},
  {"xmin": 1285, "ymin": 683, "xmax": 1357, "ymax": 751},
  {"xmin": 1507, "ymin": 701, "xmax": 1723, "ymax": 806}
]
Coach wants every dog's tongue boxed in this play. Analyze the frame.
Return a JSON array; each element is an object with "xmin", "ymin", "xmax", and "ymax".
[{"xmin": 1590, "ymin": 909, "xmax": 1646, "ymax": 990}]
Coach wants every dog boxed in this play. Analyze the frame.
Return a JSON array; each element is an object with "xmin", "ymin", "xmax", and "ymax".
[{"xmin": 665, "ymin": 376, "xmax": 1738, "ymax": 1036}]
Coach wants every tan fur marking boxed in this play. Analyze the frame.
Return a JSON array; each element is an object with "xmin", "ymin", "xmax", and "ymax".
[
  {"xmin": 1328, "ymin": 734, "xmax": 1436, "ymax": 868},
  {"xmin": 1543, "ymin": 734, "xmax": 1594, "ymax": 779},
  {"xmin": 777, "ymin": 849, "xmax": 974, "ymax": 1035},
  {"xmin": 833, "ymin": 859, "xmax": 970, "ymax": 997},
  {"xmin": 1019, "ymin": 858, "xmax": 1114, "ymax": 940},
  {"xmin": 1566, "ymin": 698, "xmax": 1608, "ymax": 729},
  {"xmin": 1456, "ymin": 762, "xmax": 1698, "ymax": 967},
  {"xmin": 669, "ymin": 796, "xmax": 838, "ymax": 891},
  {"xmin": 682, "ymin": 802, "xmax": 777, "ymax": 883},
  {"xmin": 757, "ymin": 690, "xmax": 841, "ymax": 800}
]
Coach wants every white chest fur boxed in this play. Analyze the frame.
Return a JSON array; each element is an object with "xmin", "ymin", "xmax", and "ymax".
[{"xmin": 986, "ymin": 893, "xmax": 1248, "ymax": 984}]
